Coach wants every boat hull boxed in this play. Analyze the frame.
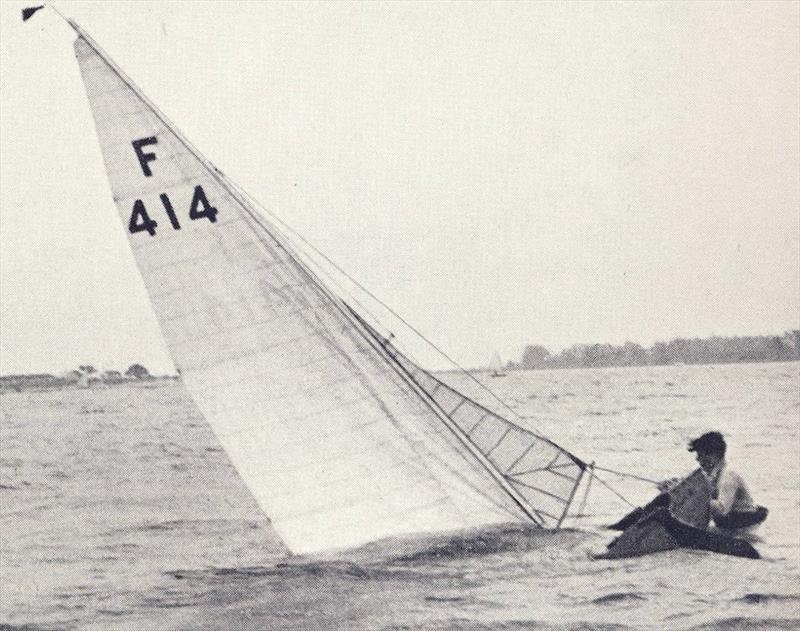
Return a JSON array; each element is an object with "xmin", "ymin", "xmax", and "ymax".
[{"xmin": 600, "ymin": 507, "xmax": 760, "ymax": 559}]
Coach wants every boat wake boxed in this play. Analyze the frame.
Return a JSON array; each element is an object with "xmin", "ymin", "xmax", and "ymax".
[
  {"xmin": 384, "ymin": 524, "xmax": 591, "ymax": 564},
  {"xmin": 168, "ymin": 523, "xmax": 597, "ymax": 587}
]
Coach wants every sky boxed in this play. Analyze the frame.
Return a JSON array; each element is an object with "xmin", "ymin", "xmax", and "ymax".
[{"xmin": 0, "ymin": 1, "xmax": 798, "ymax": 375}]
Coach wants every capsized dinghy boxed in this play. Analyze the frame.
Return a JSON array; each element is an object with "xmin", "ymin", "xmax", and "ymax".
[{"xmin": 601, "ymin": 469, "xmax": 762, "ymax": 559}]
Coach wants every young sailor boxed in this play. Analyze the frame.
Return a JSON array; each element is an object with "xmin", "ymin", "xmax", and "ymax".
[{"xmin": 687, "ymin": 431, "xmax": 767, "ymax": 533}]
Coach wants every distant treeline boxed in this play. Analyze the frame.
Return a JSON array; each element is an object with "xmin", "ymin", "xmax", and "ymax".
[
  {"xmin": 0, "ymin": 363, "xmax": 162, "ymax": 393},
  {"xmin": 509, "ymin": 330, "xmax": 800, "ymax": 370}
]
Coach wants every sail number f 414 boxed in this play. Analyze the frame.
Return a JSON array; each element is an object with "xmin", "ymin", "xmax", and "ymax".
[{"xmin": 128, "ymin": 136, "xmax": 218, "ymax": 237}]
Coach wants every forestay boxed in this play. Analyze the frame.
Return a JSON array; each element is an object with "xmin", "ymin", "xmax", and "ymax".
[{"xmin": 72, "ymin": 27, "xmax": 586, "ymax": 554}]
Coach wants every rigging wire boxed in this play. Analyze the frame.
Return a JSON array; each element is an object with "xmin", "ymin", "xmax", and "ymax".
[
  {"xmin": 590, "ymin": 470, "xmax": 638, "ymax": 509},
  {"xmin": 227, "ymin": 182, "xmax": 543, "ymax": 432},
  {"xmin": 211, "ymin": 158, "xmax": 644, "ymax": 512},
  {"xmin": 590, "ymin": 465, "xmax": 659, "ymax": 486},
  {"xmin": 219, "ymin": 186, "xmax": 588, "ymax": 524}
]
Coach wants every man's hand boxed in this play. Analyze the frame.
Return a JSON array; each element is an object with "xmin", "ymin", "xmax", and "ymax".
[{"xmin": 656, "ymin": 477, "xmax": 682, "ymax": 493}]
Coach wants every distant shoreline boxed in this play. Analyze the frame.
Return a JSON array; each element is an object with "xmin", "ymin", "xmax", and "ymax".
[
  {"xmin": 479, "ymin": 357, "xmax": 800, "ymax": 374},
  {"xmin": 506, "ymin": 331, "xmax": 799, "ymax": 372},
  {"xmin": 3, "ymin": 359, "xmax": 797, "ymax": 394},
  {"xmin": 0, "ymin": 374, "xmax": 177, "ymax": 395},
  {"xmin": 3, "ymin": 331, "xmax": 798, "ymax": 391}
]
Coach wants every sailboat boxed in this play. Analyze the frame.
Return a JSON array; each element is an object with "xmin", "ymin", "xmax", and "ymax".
[
  {"xmin": 489, "ymin": 352, "xmax": 507, "ymax": 378},
  {"xmin": 21, "ymin": 8, "xmax": 766, "ymax": 561},
  {"xmin": 39, "ymin": 16, "xmax": 587, "ymax": 555}
]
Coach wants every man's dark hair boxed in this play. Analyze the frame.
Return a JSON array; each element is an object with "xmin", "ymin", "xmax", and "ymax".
[{"xmin": 688, "ymin": 431, "xmax": 726, "ymax": 457}]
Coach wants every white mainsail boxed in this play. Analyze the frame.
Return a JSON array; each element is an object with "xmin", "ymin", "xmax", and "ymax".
[
  {"xmin": 71, "ymin": 25, "xmax": 586, "ymax": 554},
  {"xmin": 490, "ymin": 352, "xmax": 507, "ymax": 377}
]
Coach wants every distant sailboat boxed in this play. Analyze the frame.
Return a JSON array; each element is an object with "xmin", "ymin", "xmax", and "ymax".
[
  {"xmin": 35, "ymin": 14, "xmax": 589, "ymax": 555},
  {"xmin": 489, "ymin": 352, "xmax": 507, "ymax": 378}
]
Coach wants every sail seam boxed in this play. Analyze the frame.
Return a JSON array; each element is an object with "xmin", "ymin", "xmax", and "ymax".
[{"xmin": 157, "ymin": 289, "xmax": 314, "ymax": 323}]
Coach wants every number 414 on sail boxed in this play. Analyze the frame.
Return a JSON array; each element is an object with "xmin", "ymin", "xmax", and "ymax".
[{"xmin": 128, "ymin": 136, "xmax": 218, "ymax": 236}]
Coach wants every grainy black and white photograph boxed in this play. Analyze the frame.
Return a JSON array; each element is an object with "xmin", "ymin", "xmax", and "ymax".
[{"xmin": 1, "ymin": 2, "xmax": 798, "ymax": 630}]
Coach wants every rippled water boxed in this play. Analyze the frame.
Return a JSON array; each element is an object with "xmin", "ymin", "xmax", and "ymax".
[{"xmin": 2, "ymin": 362, "xmax": 798, "ymax": 630}]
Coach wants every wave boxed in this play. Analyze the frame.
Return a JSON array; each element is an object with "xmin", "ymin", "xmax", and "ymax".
[
  {"xmin": 381, "ymin": 621, "xmax": 633, "ymax": 631},
  {"xmin": 168, "ymin": 525, "xmax": 592, "ymax": 586},
  {"xmin": 735, "ymin": 593, "xmax": 800, "ymax": 605},
  {"xmin": 386, "ymin": 524, "xmax": 587, "ymax": 564},
  {"xmin": 424, "ymin": 595, "xmax": 466, "ymax": 603},
  {"xmin": 171, "ymin": 560, "xmax": 419, "ymax": 583},
  {"xmin": 78, "ymin": 405, "xmax": 116, "ymax": 414},
  {"xmin": 591, "ymin": 592, "xmax": 647, "ymax": 605},
  {"xmin": 687, "ymin": 617, "xmax": 800, "ymax": 631},
  {"xmin": 106, "ymin": 517, "xmax": 263, "ymax": 535}
]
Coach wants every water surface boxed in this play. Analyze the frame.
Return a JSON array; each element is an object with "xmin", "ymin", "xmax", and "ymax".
[{"xmin": 2, "ymin": 363, "xmax": 798, "ymax": 629}]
